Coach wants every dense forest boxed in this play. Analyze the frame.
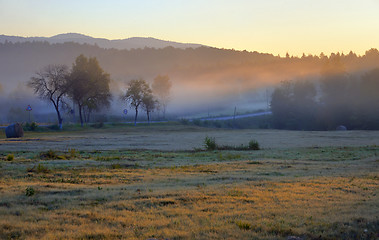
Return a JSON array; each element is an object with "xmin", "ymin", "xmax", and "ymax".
[{"xmin": 271, "ymin": 59, "xmax": 379, "ymax": 130}]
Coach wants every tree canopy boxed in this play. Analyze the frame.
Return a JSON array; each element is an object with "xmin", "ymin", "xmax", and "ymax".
[
  {"xmin": 271, "ymin": 68, "xmax": 379, "ymax": 130},
  {"xmin": 122, "ymin": 79, "xmax": 154, "ymax": 126},
  {"xmin": 69, "ymin": 55, "xmax": 111, "ymax": 126}
]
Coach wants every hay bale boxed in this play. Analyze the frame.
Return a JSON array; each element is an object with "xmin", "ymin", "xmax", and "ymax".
[
  {"xmin": 5, "ymin": 123, "xmax": 24, "ymax": 138},
  {"xmin": 336, "ymin": 125, "xmax": 347, "ymax": 131}
]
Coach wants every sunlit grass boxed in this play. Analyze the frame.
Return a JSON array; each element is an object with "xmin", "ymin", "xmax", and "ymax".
[{"xmin": 0, "ymin": 144, "xmax": 378, "ymax": 239}]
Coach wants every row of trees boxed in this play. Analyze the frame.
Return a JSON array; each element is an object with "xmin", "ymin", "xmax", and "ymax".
[
  {"xmin": 28, "ymin": 55, "xmax": 111, "ymax": 129},
  {"xmin": 270, "ymin": 68, "xmax": 379, "ymax": 130},
  {"xmin": 122, "ymin": 75, "xmax": 172, "ymax": 126},
  {"xmin": 28, "ymin": 55, "xmax": 172, "ymax": 129}
]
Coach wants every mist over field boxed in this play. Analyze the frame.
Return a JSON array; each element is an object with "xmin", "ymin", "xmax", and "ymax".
[
  {"xmin": 1, "ymin": 34, "xmax": 379, "ymax": 125},
  {"xmin": 1, "ymin": 0, "xmax": 379, "ymax": 237}
]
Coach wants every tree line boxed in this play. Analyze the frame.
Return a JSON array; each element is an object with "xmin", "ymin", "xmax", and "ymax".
[
  {"xmin": 270, "ymin": 65, "xmax": 379, "ymax": 130},
  {"xmin": 28, "ymin": 55, "xmax": 171, "ymax": 129}
]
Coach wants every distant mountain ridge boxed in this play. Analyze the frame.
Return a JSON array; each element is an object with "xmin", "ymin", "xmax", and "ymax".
[{"xmin": 0, "ymin": 33, "xmax": 205, "ymax": 50}]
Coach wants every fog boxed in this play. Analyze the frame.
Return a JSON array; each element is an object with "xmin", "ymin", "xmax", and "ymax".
[{"xmin": 0, "ymin": 41, "xmax": 378, "ymax": 125}]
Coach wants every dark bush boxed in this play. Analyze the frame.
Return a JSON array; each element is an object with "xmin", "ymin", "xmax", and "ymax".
[
  {"xmin": 25, "ymin": 187, "xmax": 35, "ymax": 197},
  {"xmin": 248, "ymin": 140, "xmax": 260, "ymax": 150},
  {"xmin": 23, "ymin": 122, "xmax": 38, "ymax": 131},
  {"xmin": 204, "ymin": 136, "xmax": 217, "ymax": 151}
]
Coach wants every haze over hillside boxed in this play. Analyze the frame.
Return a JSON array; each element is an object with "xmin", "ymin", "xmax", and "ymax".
[
  {"xmin": 0, "ymin": 35, "xmax": 379, "ymax": 123},
  {"xmin": 0, "ymin": 33, "xmax": 204, "ymax": 50}
]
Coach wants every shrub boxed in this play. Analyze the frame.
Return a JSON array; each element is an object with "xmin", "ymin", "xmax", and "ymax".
[
  {"xmin": 236, "ymin": 220, "xmax": 251, "ymax": 230},
  {"xmin": 67, "ymin": 148, "xmax": 79, "ymax": 159},
  {"xmin": 6, "ymin": 154, "xmax": 14, "ymax": 161},
  {"xmin": 204, "ymin": 136, "xmax": 217, "ymax": 151},
  {"xmin": 30, "ymin": 122, "xmax": 38, "ymax": 131},
  {"xmin": 23, "ymin": 122, "xmax": 39, "ymax": 131},
  {"xmin": 248, "ymin": 140, "xmax": 260, "ymax": 150},
  {"xmin": 39, "ymin": 149, "xmax": 58, "ymax": 159},
  {"xmin": 27, "ymin": 163, "xmax": 50, "ymax": 173},
  {"xmin": 111, "ymin": 163, "xmax": 122, "ymax": 169},
  {"xmin": 25, "ymin": 187, "xmax": 35, "ymax": 197}
]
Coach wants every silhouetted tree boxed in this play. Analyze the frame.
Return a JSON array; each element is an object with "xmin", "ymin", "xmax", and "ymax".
[
  {"xmin": 270, "ymin": 81, "xmax": 294, "ymax": 129},
  {"xmin": 69, "ymin": 55, "xmax": 111, "ymax": 126},
  {"xmin": 152, "ymin": 75, "xmax": 172, "ymax": 119},
  {"xmin": 271, "ymin": 80, "xmax": 317, "ymax": 130},
  {"xmin": 28, "ymin": 64, "xmax": 70, "ymax": 129},
  {"xmin": 142, "ymin": 91, "xmax": 158, "ymax": 124},
  {"xmin": 351, "ymin": 68, "xmax": 379, "ymax": 129},
  {"xmin": 319, "ymin": 56, "xmax": 350, "ymax": 129},
  {"xmin": 122, "ymin": 79, "xmax": 151, "ymax": 126},
  {"xmin": 292, "ymin": 80, "xmax": 318, "ymax": 129}
]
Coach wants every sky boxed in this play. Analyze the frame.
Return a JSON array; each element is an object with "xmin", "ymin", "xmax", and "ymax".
[{"xmin": 1, "ymin": 0, "xmax": 379, "ymax": 56}]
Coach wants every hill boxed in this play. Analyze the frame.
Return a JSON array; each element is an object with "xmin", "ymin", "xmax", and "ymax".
[{"xmin": 0, "ymin": 33, "xmax": 204, "ymax": 50}]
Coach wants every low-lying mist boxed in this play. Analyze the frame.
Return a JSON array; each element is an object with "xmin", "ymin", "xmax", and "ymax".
[{"xmin": 0, "ymin": 41, "xmax": 378, "ymax": 125}]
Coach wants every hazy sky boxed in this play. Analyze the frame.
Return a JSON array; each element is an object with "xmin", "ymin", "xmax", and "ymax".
[{"xmin": 1, "ymin": 0, "xmax": 378, "ymax": 56}]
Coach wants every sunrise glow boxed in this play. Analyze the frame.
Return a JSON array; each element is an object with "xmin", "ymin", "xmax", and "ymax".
[{"xmin": 1, "ymin": 0, "xmax": 378, "ymax": 56}]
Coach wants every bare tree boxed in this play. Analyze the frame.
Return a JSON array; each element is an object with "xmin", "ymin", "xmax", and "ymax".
[
  {"xmin": 152, "ymin": 75, "xmax": 172, "ymax": 119},
  {"xmin": 122, "ymin": 79, "xmax": 151, "ymax": 126},
  {"xmin": 28, "ymin": 64, "xmax": 70, "ymax": 129}
]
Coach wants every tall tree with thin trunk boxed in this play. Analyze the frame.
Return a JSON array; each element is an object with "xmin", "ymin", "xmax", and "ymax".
[
  {"xmin": 122, "ymin": 79, "xmax": 151, "ymax": 126},
  {"xmin": 152, "ymin": 75, "xmax": 172, "ymax": 119},
  {"xmin": 142, "ymin": 90, "xmax": 158, "ymax": 124},
  {"xmin": 28, "ymin": 64, "xmax": 70, "ymax": 129}
]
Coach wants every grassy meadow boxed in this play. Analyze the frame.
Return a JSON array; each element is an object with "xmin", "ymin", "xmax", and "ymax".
[{"xmin": 0, "ymin": 124, "xmax": 378, "ymax": 239}]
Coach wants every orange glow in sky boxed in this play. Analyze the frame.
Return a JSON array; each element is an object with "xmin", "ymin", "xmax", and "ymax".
[{"xmin": 0, "ymin": 0, "xmax": 378, "ymax": 56}]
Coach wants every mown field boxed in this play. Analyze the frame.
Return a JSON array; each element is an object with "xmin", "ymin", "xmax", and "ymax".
[{"xmin": 0, "ymin": 125, "xmax": 378, "ymax": 239}]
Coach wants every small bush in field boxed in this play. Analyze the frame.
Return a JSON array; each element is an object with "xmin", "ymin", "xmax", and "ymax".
[
  {"xmin": 6, "ymin": 154, "xmax": 14, "ymax": 161},
  {"xmin": 204, "ymin": 136, "xmax": 217, "ymax": 151},
  {"xmin": 25, "ymin": 187, "xmax": 35, "ymax": 197},
  {"xmin": 67, "ymin": 148, "xmax": 79, "ymax": 159},
  {"xmin": 39, "ymin": 149, "xmax": 58, "ymax": 159},
  {"xmin": 27, "ymin": 163, "xmax": 50, "ymax": 173},
  {"xmin": 236, "ymin": 220, "xmax": 251, "ymax": 230},
  {"xmin": 248, "ymin": 140, "xmax": 260, "ymax": 150},
  {"xmin": 23, "ymin": 122, "xmax": 38, "ymax": 131}
]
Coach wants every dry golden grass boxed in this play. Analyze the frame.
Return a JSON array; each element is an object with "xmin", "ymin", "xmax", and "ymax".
[{"xmin": 0, "ymin": 126, "xmax": 378, "ymax": 239}]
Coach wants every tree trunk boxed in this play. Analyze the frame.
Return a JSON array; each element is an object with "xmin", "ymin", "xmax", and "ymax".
[
  {"xmin": 53, "ymin": 100, "xmax": 63, "ymax": 130},
  {"xmin": 57, "ymin": 111, "xmax": 63, "ymax": 130},
  {"xmin": 134, "ymin": 107, "xmax": 138, "ymax": 126},
  {"xmin": 78, "ymin": 104, "xmax": 84, "ymax": 127},
  {"xmin": 83, "ymin": 107, "xmax": 87, "ymax": 123},
  {"xmin": 147, "ymin": 111, "xmax": 150, "ymax": 125}
]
